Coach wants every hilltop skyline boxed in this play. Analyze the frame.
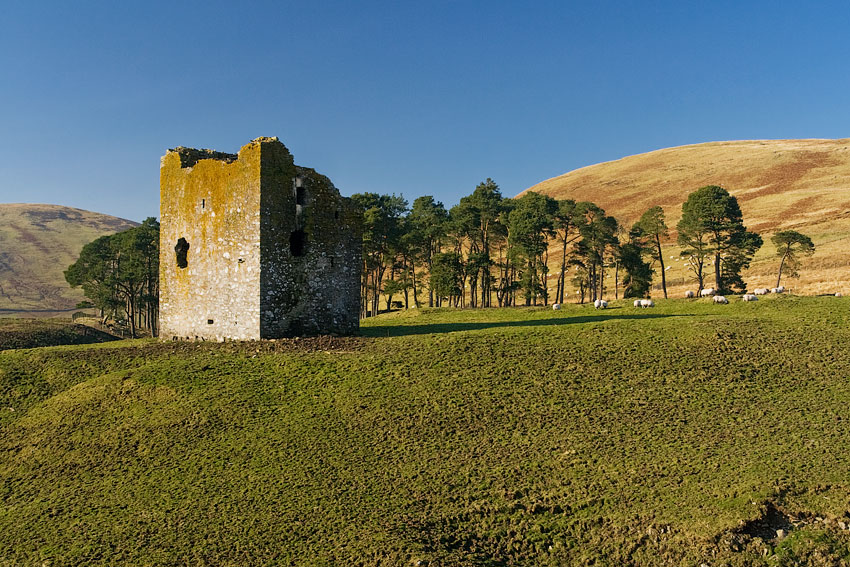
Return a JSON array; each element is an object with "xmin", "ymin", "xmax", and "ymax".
[{"xmin": 2, "ymin": 1, "xmax": 849, "ymax": 221}]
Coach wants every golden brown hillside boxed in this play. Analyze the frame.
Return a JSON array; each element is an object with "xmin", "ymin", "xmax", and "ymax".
[
  {"xmin": 0, "ymin": 204, "xmax": 137, "ymax": 316},
  {"xmin": 524, "ymin": 139, "xmax": 850, "ymax": 296}
]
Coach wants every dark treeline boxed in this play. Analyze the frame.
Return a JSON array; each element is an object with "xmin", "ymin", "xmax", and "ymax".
[
  {"xmin": 353, "ymin": 180, "xmax": 670, "ymax": 317},
  {"xmin": 351, "ymin": 182, "xmax": 787, "ymax": 317}
]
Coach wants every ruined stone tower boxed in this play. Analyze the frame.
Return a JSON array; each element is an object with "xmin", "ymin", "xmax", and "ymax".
[{"xmin": 159, "ymin": 137, "xmax": 361, "ymax": 340}]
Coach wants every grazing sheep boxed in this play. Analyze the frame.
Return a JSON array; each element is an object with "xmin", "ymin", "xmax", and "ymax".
[
  {"xmin": 836, "ymin": 292, "xmax": 843, "ymax": 297},
  {"xmin": 634, "ymin": 299, "xmax": 642, "ymax": 308},
  {"xmin": 552, "ymin": 303, "xmax": 561, "ymax": 310},
  {"xmin": 770, "ymin": 286, "xmax": 786, "ymax": 294},
  {"xmin": 639, "ymin": 299, "xmax": 654, "ymax": 308},
  {"xmin": 700, "ymin": 288, "xmax": 716, "ymax": 297},
  {"xmin": 593, "ymin": 299, "xmax": 608, "ymax": 309},
  {"xmin": 741, "ymin": 294, "xmax": 758, "ymax": 302},
  {"xmin": 713, "ymin": 295, "xmax": 729, "ymax": 304},
  {"xmin": 753, "ymin": 288, "xmax": 770, "ymax": 295},
  {"xmin": 685, "ymin": 290, "xmax": 695, "ymax": 298}
]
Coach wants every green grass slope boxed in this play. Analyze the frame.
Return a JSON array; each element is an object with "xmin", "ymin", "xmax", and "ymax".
[
  {"xmin": 0, "ymin": 204, "xmax": 137, "ymax": 316},
  {"xmin": 0, "ymin": 318, "xmax": 118, "ymax": 351},
  {"xmin": 2, "ymin": 299, "xmax": 850, "ymax": 565}
]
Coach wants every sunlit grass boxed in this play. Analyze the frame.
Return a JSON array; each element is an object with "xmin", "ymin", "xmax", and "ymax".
[{"xmin": 2, "ymin": 298, "xmax": 850, "ymax": 565}]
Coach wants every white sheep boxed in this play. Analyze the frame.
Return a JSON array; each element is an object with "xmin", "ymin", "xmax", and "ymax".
[
  {"xmin": 700, "ymin": 288, "xmax": 716, "ymax": 297},
  {"xmin": 770, "ymin": 286, "xmax": 786, "ymax": 294},
  {"xmin": 741, "ymin": 294, "xmax": 758, "ymax": 302},
  {"xmin": 633, "ymin": 299, "xmax": 642, "ymax": 308},
  {"xmin": 552, "ymin": 303, "xmax": 561, "ymax": 310},
  {"xmin": 594, "ymin": 299, "xmax": 608, "ymax": 309},
  {"xmin": 753, "ymin": 288, "xmax": 770, "ymax": 295},
  {"xmin": 836, "ymin": 292, "xmax": 843, "ymax": 297},
  {"xmin": 639, "ymin": 299, "xmax": 654, "ymax": 308},
  {"xmin": 713, "ymin": 295, "xmax": 729, "ymax": 304},
  {"xmin": 685, "ymin": 290, "xmax": 695, "ymax": 298}
]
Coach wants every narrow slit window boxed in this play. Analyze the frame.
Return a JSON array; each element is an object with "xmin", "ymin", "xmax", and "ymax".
[
  {"xmin": 201, "ymin": 198, "xmax": 205, "ymax": 209},
  {"xmin": 175, "ymin": 238, "xmax": 189, "ymax": 268},
  {"xmin": 207, "ymin": 319, "xmax": 214, "ymax": 325},
  {"xmin": 296, "ymin": 186, "xmax": 306, "ymax": 206},
  {"xmin": 290, "ymin": 230, "xmax": 307, "ymax": 257}
]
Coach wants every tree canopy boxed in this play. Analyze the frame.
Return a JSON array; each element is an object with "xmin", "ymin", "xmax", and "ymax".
[
  {"xmin": 772, "ymin": 230, "xmax": 815, "ymax": 287},
  {"xmin": 65, "ymin": 218, "xmax": 160, "ymax": 337},
  {"xmin": 677, "ymin": 186, "xmax": 761, "ymax": 293}
]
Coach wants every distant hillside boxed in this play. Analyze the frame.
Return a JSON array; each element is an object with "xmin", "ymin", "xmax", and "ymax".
[
  {"xmin": 0, "ymin": 204, "xmax": 138, "ymax": 315},
  {"xmin": 524, "ymin": 139, "xmax": 850, "ymax": 295}
]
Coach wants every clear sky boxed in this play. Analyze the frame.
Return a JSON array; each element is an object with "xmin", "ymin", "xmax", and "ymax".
[{"xmin": 1, "ymin": 1, "xmax": 849, "ymax": 221}]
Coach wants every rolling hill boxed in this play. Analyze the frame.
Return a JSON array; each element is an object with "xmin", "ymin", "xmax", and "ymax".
[
  {"xmin": 0, "ymin": 204, "xmax": 138, "ymax": 316},
  {"xmin": 524, "ymin": 139, "xmax": 850, "ymax": 295},
  {"xmin": 3, "ymin": 300, "xmax": 850, "ymax": 564}
]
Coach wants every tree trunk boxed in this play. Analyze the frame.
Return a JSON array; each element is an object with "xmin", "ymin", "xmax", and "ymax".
[
  {"xmin": 411, "ymin": 264, "xmax": 420, "ymax": 308},
  {"xmin": 558, "ymin": 238, "xmax": 568, "ymax": 304},
  {"xmin": 776, "ymin": 249, "xmax": 789, "ymax": 288},
  {"xmin": 600, "ymin": 263, "xmax": 605, "ymax": 299},
  {"xmin": 714, "ymin": 252, "xmax": 722, "ymax": 291},
  {"xmin": 656, "ymin": 234, "xmax": 667, "ymax": 298},
  {"xmin": 615, "ymin": 263, "xmax": 619, "ymax": 299}
]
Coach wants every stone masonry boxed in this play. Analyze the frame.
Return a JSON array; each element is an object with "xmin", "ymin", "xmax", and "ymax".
[{"xmin": 159, "ymin": 137, "xmax": 361, "ymax": 340}]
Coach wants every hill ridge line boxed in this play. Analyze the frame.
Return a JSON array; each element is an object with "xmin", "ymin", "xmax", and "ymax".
[{"xmin": 523, "ymin": 137, "xmax": 850, "ymax": 193}]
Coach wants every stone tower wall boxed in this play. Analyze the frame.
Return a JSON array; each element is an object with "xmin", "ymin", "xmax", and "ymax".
[
  {"xmin": 160, "ymin": 140, "xmax": 280, "ymax": 340},
  {"xmin": 259, "ymin": 165, "xmax": 361, "ymax": 337},
  {"xmin": 159, "ymin": 137, "xmax": 360, "ymax": 340}
]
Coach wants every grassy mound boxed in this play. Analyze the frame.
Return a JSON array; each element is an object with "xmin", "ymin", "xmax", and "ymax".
[
  {"xmin": 2, "ymin": 297, "xmax": 850, "ymax": 565},
  {"xmin": 0, "ymin": 318, "xmax": 118, "ymax": 351}
]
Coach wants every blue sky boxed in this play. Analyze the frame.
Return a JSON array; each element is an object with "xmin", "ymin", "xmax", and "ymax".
[{"xmin": 1, "ymin": 1, "xmax": 849, "ymax": 221}]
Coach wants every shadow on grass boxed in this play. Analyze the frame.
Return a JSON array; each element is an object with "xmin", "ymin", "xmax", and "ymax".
[{"xmin": 361, "ymin": 313, "xmax": 691, "ymax": 337}]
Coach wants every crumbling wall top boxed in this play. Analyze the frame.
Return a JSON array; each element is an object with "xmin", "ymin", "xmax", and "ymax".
[
  {"xmin": 167, "ymin": 147, "xmax": 238, "ymax": 168},
  {"xmin": 164, "ymin": 137, "xmax": 288, "ymax": 169}
]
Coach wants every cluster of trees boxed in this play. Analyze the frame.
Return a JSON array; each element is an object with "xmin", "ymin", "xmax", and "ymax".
[
  {"xmin": 352, "ymin": 180, "xmax": 677, "ymax": 317},
  {"xmin": 676, "ymin": 185, "xmax": 763, "ymax": 293},
  {"xmin": 353, "ymin": 183, "xmax": 817, "ymax": 316},
  {"xmin": 65, "ymin": 218, "xmax": 159, "ymax": 337},
  {"xmin": 676, "ymin": 185, "xmax": 816, "ymax": 294}
]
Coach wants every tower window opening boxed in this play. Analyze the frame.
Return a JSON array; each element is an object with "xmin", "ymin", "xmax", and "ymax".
[
  {"xmin": 296, "ymin": 186, "xmax": 306, "ymax": 206},
  {"xmin": 175, "ymin": 238, "xmax": 190, "ymax": 268},
  {"xmin": 201, "ymin": 198, "xmax": 205, "ymax": 209},
  {"xmin": 290, "ymin": 230, "xmax": 307, "ymax": 257}
]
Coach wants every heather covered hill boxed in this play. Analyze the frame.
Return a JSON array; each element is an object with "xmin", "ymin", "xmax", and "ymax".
[
  {"xmin": 0, "ymin": 204, "xmax": 137, "ymax": 315},
  {"xmin": 524, "ymin": 139, "xmax": 850, "ymax": 295}
]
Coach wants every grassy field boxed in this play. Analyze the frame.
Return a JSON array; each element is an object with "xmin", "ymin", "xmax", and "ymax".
[{"xmin": 2, "ymin": 298, "xmax": 850, "ymax": 565}]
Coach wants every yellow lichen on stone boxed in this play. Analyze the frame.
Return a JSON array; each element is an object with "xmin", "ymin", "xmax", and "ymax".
[{"xmin": 159, "ymin": 138, "xmax": 361, "ymax": 341}]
